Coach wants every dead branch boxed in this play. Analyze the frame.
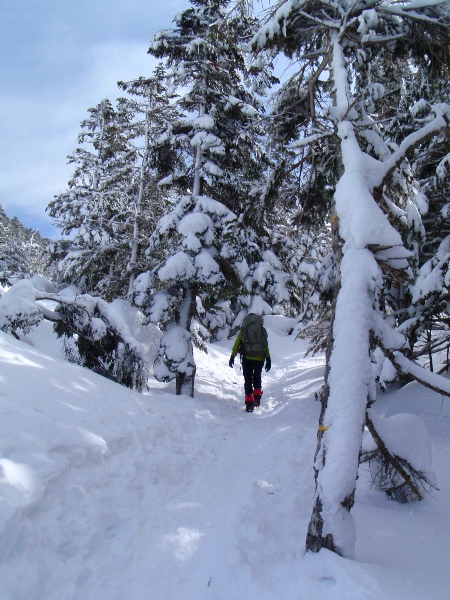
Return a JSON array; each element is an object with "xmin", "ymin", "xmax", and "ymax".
[{"xmin": 365, "ymin": 412, "xmax": 425, "ymax": 501}]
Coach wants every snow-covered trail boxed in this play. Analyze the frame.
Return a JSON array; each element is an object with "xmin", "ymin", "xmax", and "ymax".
[
  {"xmin": 0, "ymin": 316, "xmax": 324, "ymax": 600},
  {"xmin": 0, "ymin": 316, "xmax": 449, "ymax": 599}
]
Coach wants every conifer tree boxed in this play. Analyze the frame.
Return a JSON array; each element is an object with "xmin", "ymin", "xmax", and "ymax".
[
  {"xmin": 394, "ymin": 66, "xmax": 450, "ymax": 372},
  {"xmin": 136, "ymin": 0, "xmax": 277, "ymax": 394},
  {"xmin": 117, "ymin": 68, "xmax": 181, "ymax": 295},
  {"xmin": 133, "ymin": 194, "xmax": 241, "ymax": 395},
  {"xmin": 48, "ymin": 99, "xmax": 132, "ymax": 300},
  {"xmin": 149, "ymin": 0, "xmax": 273, "ymax": 219},
  {"xmin": 253, "ymin": 0, "xmax": 450, "ymax": 557}
]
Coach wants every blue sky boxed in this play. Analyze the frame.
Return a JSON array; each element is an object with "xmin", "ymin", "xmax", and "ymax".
[{"xmin": 0, "ymin": 0, "xmax": 185, "ymax": 238}]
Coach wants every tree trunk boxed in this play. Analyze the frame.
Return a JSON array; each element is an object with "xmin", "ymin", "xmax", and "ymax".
[
  {"xmin": 175, "ymin": 364, "xmax": 197, "ymax": 397},
  {"xmin": 306, "ymin": 208, "xmax": 349, "ymax": 555},
  {"xmin": 305, "ymin": 38, "xmax": 374, "ymax": 557},
  {"xmin": 128, "ymin": 106, "xmax": 151, "ymax": 297},
  {"xmin": 175, "ymin": 283, "xmax": 197, "ymax": 397}
]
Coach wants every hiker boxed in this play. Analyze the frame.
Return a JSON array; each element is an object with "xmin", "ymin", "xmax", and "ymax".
[{"xmin": 228, "ymin": 313, "xmax": 271, "ymax": 412}]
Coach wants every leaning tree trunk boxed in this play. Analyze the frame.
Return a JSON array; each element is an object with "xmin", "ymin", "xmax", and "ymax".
[
  {"xmin": 305, "ymin": 36, "xmax": 394, "ymax": 558},
  {"xmin": 306, "ymin": 207, "xmax": 345, "ymax": 553},
  {"xmin": 304, "ymin": 163, "xmax": 372, "ymax": 556},
  {"xmin": 305, "ymin": 205, "xmax": 377, "ymax": 557}
]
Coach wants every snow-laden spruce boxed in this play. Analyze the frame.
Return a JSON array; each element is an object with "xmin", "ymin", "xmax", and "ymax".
[
  {"xmin": 48, "ymin": 80, "xmax": 177, "ymax": 301},
  {"xmin": 134, "ymin": 194, "xmax": 243, "ymax": 396},
  {"xmin": 138, "ymin": 0, "xmax": 291, "ymax": 395}
]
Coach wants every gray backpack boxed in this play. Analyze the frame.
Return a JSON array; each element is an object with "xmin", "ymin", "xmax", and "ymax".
[{"xmin": 241, "ymin": 314, "xmax": 268, "ymax": 358}]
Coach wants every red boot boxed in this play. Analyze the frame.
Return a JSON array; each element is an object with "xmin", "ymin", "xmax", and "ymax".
[
  {"xmin": 253, "ymin": 388, "xmax": 263, "ymax": 407},
  {"xmin": 245, "ymin": 394, "xmax": 254, "ymax": 413}
]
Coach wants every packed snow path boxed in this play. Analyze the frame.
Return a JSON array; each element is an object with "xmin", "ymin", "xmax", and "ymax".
[{"xmin": 0, "ymin": 316, "xmax": 449, "ymax": 599}]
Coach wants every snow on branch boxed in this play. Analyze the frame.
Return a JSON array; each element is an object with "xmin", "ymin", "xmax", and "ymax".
[
  {"xmin": 252, "ymin": 0, "xmax": 303, "ymax": 48},
  {"xmin": 374, "ymin": 105, "xmax": 450, "ymax": 193},
  {"xmin": 0, "ymin": 280, "xmax": 43, "ymax": 338},
  {"xmin": 380, "ymin": 0, "xmax": 450, "ymax": 24},
  {"xmin": 372, "ymin": 309, "xmax": 450, "ymax": 397},
  {"xmin": 0, "ymin": 280, "xmax": 148, "ymax": 391},
  {"xmin": 297, "ymin": 9, "xmax": 342, "ymax": 29},
  {"xmin": 286, "ymin": 131, "xmax": 333, "ymax": 149},
  {"xmin": 386, "ymin": 350, "xmax": 450, "ymax": 398},
  {"xmin": 392, "ymin": 0, "xmax": 449, "ymax": 8},
  {"xmin": 362, "ymin": 410, "xmax": 438, "ymax": 503}
]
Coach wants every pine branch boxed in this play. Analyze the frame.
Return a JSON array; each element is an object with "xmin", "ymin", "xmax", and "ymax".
[
  {"xmin": 380, "ymin": 1, "xmax": 450, "ymax": 26},
  {"xmin": 374, "ymin": 109, "xmax": 450, "ymax": 201},
  {"xmin": 373, "ymin": 309, "xmax": 450, "ymax": 396}
]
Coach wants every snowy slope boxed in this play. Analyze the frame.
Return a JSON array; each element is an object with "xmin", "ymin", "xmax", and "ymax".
[{"xmin": 0, "ymin": 316, "xmax": 449, "ymax": 600}]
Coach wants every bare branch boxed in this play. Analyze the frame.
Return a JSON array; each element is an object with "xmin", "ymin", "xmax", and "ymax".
[{"xmin": 365, "ymin": 412, "xmax": 424, "ymax": 501}]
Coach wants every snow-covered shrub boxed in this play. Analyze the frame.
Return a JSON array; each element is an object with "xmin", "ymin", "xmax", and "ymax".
[
  {"xmin": 0, "ymin": 280, "xmax": 43, "ymax": 336},
  {"xmin": 53, "ymin": 295, "xmax": 148, "ymax": 392},
  {"xmin": 0, "ymin": 280, "xmax": 148, "ymax": 391}
]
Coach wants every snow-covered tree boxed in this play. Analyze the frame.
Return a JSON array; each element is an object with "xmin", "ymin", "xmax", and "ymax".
[
  {"xmin": 389, "ymin": 69, "xmax": 450, "ymax": 374},
  {"xmin": 0, "ymin": 279, "xmax": 147, "ymax": 391},
  {"xmin": 134, "ymin": 195, "xmax": 242, "ymax": 395},
  {"xmin": 137, "ymin": 0, "xmax": 280, "ymax": 394},
  {"xmin": 253, "ymin": 0, "xmax": 450, "ymax": 557},
  {"xmin": 148, "ymin": 0, "xmax": 274, "ymax": 220},
  {"xmin": 116, "ymin": 69, "xmax": 181, "ymax": 294},
  {"xmin": 235, "ymin": 222, "xmax": 331, "ymax": 325},
  {"xmin": 48, "ymin": 99, "xmax": 132, "ymax": 300}
]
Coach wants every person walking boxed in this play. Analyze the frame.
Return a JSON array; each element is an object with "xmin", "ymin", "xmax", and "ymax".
[{"xmin": 229, "ymin": 313, "xmax": 271, "ymax": 412}]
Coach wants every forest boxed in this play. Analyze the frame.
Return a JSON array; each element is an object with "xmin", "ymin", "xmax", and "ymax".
[{"xmin": 1, "ymin": 0, "xmax": 449, "ymax": 560}]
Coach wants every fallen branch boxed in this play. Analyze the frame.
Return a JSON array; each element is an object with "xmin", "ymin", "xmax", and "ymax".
[
  {"xmin": 384, "ymin": 349, "xmax": 450, "ymax": 398},
  {"xmin": 364, "ymin": 411, "xmax": 424, "ymax": 501}
]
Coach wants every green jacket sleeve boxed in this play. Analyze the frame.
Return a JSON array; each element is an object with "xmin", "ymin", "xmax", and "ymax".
[{"xmin": 231, "ymin": 329, "xmax": 242, "ymax": 357}]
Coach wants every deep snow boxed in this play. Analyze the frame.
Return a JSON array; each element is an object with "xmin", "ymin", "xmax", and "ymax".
[{"xmin": 0, "ymin": 315, "xmax": 449, "ymax": 599}]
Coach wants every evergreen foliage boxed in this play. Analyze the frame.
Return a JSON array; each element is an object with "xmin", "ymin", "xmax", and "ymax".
[
  {"xmin": 137, "ymin": 0, "xmax": 282, "ymax": 395},
  {"xmin": 0, "ymin": 280, "xmax": 43, "ymax": 337},
  {"xmin": 133, "ymin": 194, "xmax": 244, "ymax": 395},
  {"xmin": 0, "ymin": 205, "xmax": 53, "ymax": 286},
  {"xmin": 148, "ymin": 0, "xmax": 275, "ymax": 219},
  {"xmin": 362, "ymin": 412, "xmax": 438, "ymax": 504},
  {"xmin": 48, "ymin": 99, "xmax": 132, "ymax": 299},
  {"xmin": 53, "ymin": 295, "xmax": 147, "ymax": 391},
  {"xmin": 0, "ymin": 280, "xmax": 147, "ymax": 391},
  {"xmin": 116, "ymin": 69, "xmax": 182, "ymax": 294}
]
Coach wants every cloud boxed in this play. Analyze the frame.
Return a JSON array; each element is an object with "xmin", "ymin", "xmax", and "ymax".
[
  {"xmin": 0, "ymin": 0, "xmax": 181, "ymax": 237},
  {"xmin": 87, "ymin": 40, "xmax": 159, "ymax": 99},
  {"xmin": 0, "ymin": 39, "xmax": 158, "ymax": 238}
]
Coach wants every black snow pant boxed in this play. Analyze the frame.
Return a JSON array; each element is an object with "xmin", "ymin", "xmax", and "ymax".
[{"xmin": 242, "ymin": 356, "xmax": 264, "ymax": 396}]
